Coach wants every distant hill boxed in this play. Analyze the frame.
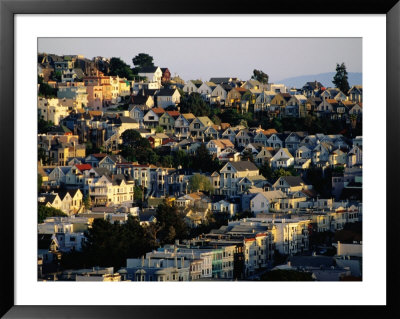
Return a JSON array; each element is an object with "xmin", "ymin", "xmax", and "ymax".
[{"xmin": 276, "ymin": 72, "xmax": 362, "ymax": 89}]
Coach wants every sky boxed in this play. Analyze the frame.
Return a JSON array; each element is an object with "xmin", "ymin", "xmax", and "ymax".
[{"xmin": 38, "ymin": 38, "xmax": 362, "ymax": 82}]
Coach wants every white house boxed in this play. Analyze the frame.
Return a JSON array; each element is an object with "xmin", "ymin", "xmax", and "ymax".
[
  {"xmin": 270, "ymin": 148, "xmax": 294, "ymax": 168},
  {"xmin": 250, "ymin": 190, "xmax": 287, "ymax": 214},
  {"xmin": 138, "ymin": 66, "xmax": 162, "ymax": 87},
  {"xmin": 156, "ymin": 88, "xmax": 181, "ymax": 109}
]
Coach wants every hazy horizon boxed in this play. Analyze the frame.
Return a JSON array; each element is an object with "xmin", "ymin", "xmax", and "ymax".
[{"xmin": 38, "ymin": 37, "xmax": 362, "ymax": 82}]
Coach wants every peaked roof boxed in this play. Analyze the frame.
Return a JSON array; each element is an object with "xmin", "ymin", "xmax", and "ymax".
[
  {"xmin": 229, "ymin": 161, "xmax": 259, "ymax": 172},
  {"xmin": 138, "ymin": 66, "xmax": 159, "ymax": 73},
  {"xmin": 278, "ymin": 175, "xmax": 306, "ymax": 187}
]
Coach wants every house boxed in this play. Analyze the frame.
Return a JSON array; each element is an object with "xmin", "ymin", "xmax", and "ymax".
[
  {"xmin": 250, "ymin": 190, "xmax": 287, "ymax": 214},
  {"xmin": 285, "ymin": 132, "xmax": 307, "ymax": 154},
  {"xmin": 158, "ymin": 111, "xmax": 176, "ymax": 133},
  {"xmin": 206, "ymin": 139, "xmax": 235, "ymax": 156},
  {"xmin": 210, "ymin": 84, "xmax": 228, "ymax": 105},
  {"xmin": 348, "ymin": 103, "xmax": 362, "ymax": 116},
  {"xmin": 138, "ymin": 66, "xmax": 163, "ymax": 87},
  {"xmin": 286, "ymin": 95, "xmax": 307, "ymax": 117},
  {"xmin": 221, "ymin": 127, "xmax": 237, "ymax": 144},
  {"xmin": 267, "ymin": 133, "xmax": 285, "ymax": 149},
  {"xmin": 225, "ymin": 87, "xmax": 244, "ymax": 107},
  {"xmin": 211, "ymin": 199, "xmax": 238, "ymax": 217},
  {"xmin": 65, "ymin": 164, "xmax": 92, "ymax": 189},
  {"xmin": 37, "ymin": 97, "xmax": 70, "ymax": 125},
  {"xmin": 320, "ymin": 88, "xmax": 347, "ymax": 101},
  {"xmin": 348, "ymin": 85, "xmax": 363, "ymax": 103},
  {"xmin": 183, "ymin": 80, "xmax": 202, "ymax": 93},
  {"xmin": 235, "ymin": 130, "xmax": 253, "ymax": 147},
  {"xmin": 160, "ymin": 68, "xmax": 171, "ymax": 86},
  {"xmin": 347, "ymin": 145, "xmax": 362, "ymax": 167},
  {"xmin": 129, "ymin": 94, "xmax": 154, "ymax": 109},
  {"xmin": 270, "ymin": 93, "xmax": 292, "ymax": 113},
  {"xmin": 295, "ymin": 146, "xmax": 312, "ymax": 160},
  {"xmin": 270, "ymin": 148, "xmax": 294, "ymax": 168},
  {"xmin": 305, "ymin": 96, "xmax": 322, "ymax": 115},
  {"xmin": 312, "ymin": 142, "xmax": 331, "ymax": 164},
  {"xmin": 272, "ymin": 176, "xmax": 311, "ymax": 194},
  {"xmin": 189, "ymin": 116, "xmax": 213, "ymax": 139},
  {"xmin": 212, "ymin": 161, "xmax": 261, "ymax": 196},
  {"xmin": 316, "ymin": 99, "xmax": 339, "ymax": 118},
  {"xmin": 143, "ymin": 108, "xmax": 163, "ymax": 128},
  {"xmin": 302, "ymin": 81, "xmax": 324, "ymax": 97},
  {"xmin": 254, "ymin": 147, "xmax": 274, "ymax": 166},
  {"xmin": 84, "ymin": 153, "xmax": 107, "ymax": 168},
  {"xmin": 45, "ymin": 166, "xmax": 71, "ymax": 187},
  {"xmin": 128, "ymin": 105, "xmax": 145, "ymax": 123},
  {"xmin": 98, "ymin": 155, "xmax": 126, "ymax": 174},
  {"xmin": 254, "ymin": 91, "xmax": 275, "ymax": 112},
  {"xmin": 329, "ymin": 149, "xmax": 347, "ymax": 166},
  {"xmin": 202, "ymin": 126, "xmax": 219, "ymax": 140},
  {"xmin": 174, "ymin": 114, "xmax": 191, "ymax": 139},
  {"xmin": 156, "ymin": 88, "xmax": 181, "ymax": 109},
  {"xmin": 89, "ymin": 174, "xmax": 134, "ymax": 206},
  {"xmin": 197, "ymin": 82, "xmax": 216, "ymax": 101}
]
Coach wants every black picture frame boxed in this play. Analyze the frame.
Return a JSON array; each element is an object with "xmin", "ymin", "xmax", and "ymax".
[{"xmin": 1, "ymin": 0, "xmax": 399, "ymax": 318}]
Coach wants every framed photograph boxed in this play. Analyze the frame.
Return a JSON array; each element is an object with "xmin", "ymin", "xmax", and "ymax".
[{"xmin": 1, "ymin": 0, "xmax": 399, "ymax": 318}]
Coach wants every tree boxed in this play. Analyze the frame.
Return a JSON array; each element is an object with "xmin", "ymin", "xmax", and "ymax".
[
  {"xmin": 121, "ymin": 129, "xmax": 143, "ymax": 147},
  {"xmin": 188, "ymin": 173, "xmax": 214, "ymax": 193},
  {"xmin": 83, "ymin": 194, "xmax": 92, "ymax": 211},
  {"xmin": 108, "ymin": 57, "xmax": 134, "ymax": 80},
  {"xmin": 38, "ymin": 76, "xmax": 57, "ymax": 97},
  {"xmin": 155, "ymin": 202, "xmax": 188, "ymax": 245},
  {"xmin": 191, "ymin": 143, "xmax": 220, "ymax": 173},
  {"xmin": 38, "ymin": 205, "xmax": 67, "ymax": 223},
  {"xmin": 38, "ymin": 118, "xmax": 54, "ymax": 134},
  {"xmin": 251, "ymin": 69, "xmax": 269, "ymax": 84},
  {"xmin": 155, "ymin": 125, "xmax": 164, "ymax": 133},
  {"xmin": 332, "ymin": 62, "xmax": 350, "ymax": 94},
  {"xmin": 259, "ymin": 163, "xmax": 273, "ymax": 180},
  {"xmin": 179, "ymin": 92, "xmax": 211, "ymax": 117},
  {"xmin": 132, "ymin": 53, "xmax": 154, "ymax": 74}
]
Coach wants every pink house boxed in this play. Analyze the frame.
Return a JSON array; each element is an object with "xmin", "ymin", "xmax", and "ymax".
[{"xmin": 86, "ymin": 85, "xmax": 103, "ymax": 110}]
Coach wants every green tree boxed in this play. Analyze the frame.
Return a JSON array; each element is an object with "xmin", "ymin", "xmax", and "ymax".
[
  {"xmin": 121, "ymin": 129, "xmax": 143, "ymax": 147},
  {"xmin": 155, "ymin": 125, "xmax": 164, "ymax": 133},
  {"xmin": 155, "ymin": 202, "xmax": 188, "ymax": 245},
  {"xmin": 191, "ymin": 143, "xmax": 220, "ymax": 173},
  {"xmin": 83, "ymin": 194, "xmax": 92, "ymax": 211},
  {"xmin": 188, "ymin": 173, "xmax": 214, "ymax": 193},
  {"xmin": 179, "ymin": 92, "xmax": 211, "ymax": 117},
  {"xmin": 38, "ymin": 205, "xmax": 67, "ymax": 223},
  {"xmin": 109, "ymin": 57, "xmax": 134, "ymax": 80},
  {"xmin": 259, "ymin": 163, "xmax": 273, "ymax": 180},
  {"xmin": 133, "ymin": 185, "xmax": 144, "ymax": 202},
  {"xmin": 38, "ymin": 76, "xmax": 57, "ymax": 97},
  {"xmin": 38, "ymin": 118, "xmax": 54, "ymax": 134},
  {"xmin": 173, "ymin": 149, "xmax": 191, "ymax": 169},
  {"xmin": 332, "ymin": 62, "xmax": 350, "ymax": 94},
  {"xmin": 251, "ymin": 69, "xmax": 269, "ymax": 84},
  {"xmin": 132, "ymin": 53, "xmax": 155, "ymax": 74}
]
